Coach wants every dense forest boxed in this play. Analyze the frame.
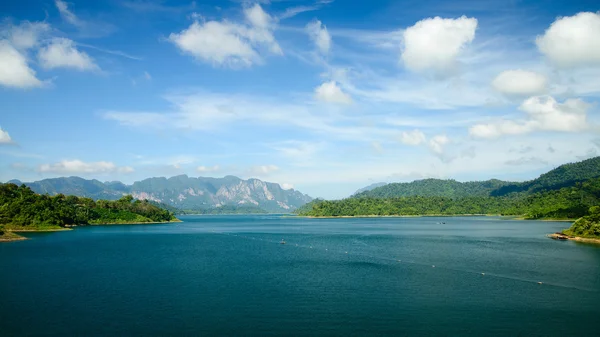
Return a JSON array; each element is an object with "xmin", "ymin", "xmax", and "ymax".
[
  {"xmin": 357, "ymin": 157, "xmax": 600, "ymax": 199},
  {"xmin": 297, "ymin": 157, "xmax": 600, "ymax": 238},
  {"xmin": 564, "ymin": 206, "xmax": 600, "ymax": 238},
  {"xmin": 355, "ymin": 179, "xmax": 511, "ymax": 198},
  {"xmin": 297, "ymin": 177, "xmax": 600, "ymax": 219},
  {"xmin": 0, "ymin": 184, "xmax": 177, "ymax": 235}
]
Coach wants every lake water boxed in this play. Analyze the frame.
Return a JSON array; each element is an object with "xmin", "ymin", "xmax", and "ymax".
[{"xmin": 1, "ymin": 215, "xmax": 599, "ymax": 336}]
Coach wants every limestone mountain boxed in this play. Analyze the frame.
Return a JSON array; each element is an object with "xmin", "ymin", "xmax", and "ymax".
[{"xmin": 8, "ymin": 175, "xmax": 313, "ymax": 213}]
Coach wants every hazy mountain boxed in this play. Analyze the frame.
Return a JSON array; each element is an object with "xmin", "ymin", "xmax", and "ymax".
[
  {"xmin": 355, "ymin": 156, "xmax": 600, "ymax": 199},
  {"xmin": 353, "ymin": 182, "xmax": 387, "ymax": 195},
  {"xmin": 8, "ymin": 175, "xmax": 313, "ymax": 213}
]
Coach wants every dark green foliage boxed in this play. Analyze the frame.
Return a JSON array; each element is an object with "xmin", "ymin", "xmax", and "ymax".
[
  {"xmin": 297, "ymin": 177, "xmax": 600, "ymax": 220},
  {"xmin": 0, "ymin": 184, "xmax": 177, "ymax": 229},
  {"xmin": 564, "ymin": 207, "xmax": 600, "ymax": 238},
  {"xmin": 491, "ymin": 156, "xmax": 600, "ymax": 196},
  {"xmin": 356, "ymin": 179, "xmax": 512, "ymax": 198},
  {"xmin": 356, "ymin": 157, "xmax": 600, "ymax": 199}
]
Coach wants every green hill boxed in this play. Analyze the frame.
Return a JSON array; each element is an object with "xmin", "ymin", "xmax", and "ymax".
[
  {"xmin": 356, "ymin": 179, "xmax": 512, "ymax": 198},
  {"xmin": 356, "ymin": 156, "xmax": 600, "ymax": 199},
  {"xmin": 490, "ymin": 156, "xmax": 600, "ymax": 196},
  {"xmin": 0, "ymin": 184, "xmax": 178, "ymax": 235}
]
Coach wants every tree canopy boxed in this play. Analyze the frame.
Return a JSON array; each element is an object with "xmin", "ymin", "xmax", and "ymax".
[{"xmin": 0, "ymin": 183, "xmax": 177, "ymax": 231}]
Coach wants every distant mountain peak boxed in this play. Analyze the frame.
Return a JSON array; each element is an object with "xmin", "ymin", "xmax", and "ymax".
[{"xmin": 8, "ymin": 175, "xmax": 313, "ymax": 213}]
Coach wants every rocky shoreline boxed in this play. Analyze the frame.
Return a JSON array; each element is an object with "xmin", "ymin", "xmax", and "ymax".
[{"xmin": 548, "ymin": 232, "xmax": 600, "ymax": 244}]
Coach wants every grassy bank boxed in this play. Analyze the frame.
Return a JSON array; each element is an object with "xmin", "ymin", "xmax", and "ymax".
[{"xmin": 0, "ymin": 231, "xmax": 27, "ymax": 242}]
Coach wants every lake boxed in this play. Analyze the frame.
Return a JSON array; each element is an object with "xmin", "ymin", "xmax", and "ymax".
[{"xmin": 1, "ymin": 215, "xmax": 599, "ymax": 336}]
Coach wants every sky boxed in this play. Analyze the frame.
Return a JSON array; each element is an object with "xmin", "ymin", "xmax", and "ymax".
[{"xmin": 1, "ymin": 0, "xmax": 600, "ymax": 199}]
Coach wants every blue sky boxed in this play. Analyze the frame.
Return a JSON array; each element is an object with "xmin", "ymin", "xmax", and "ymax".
[{"xmin": 1, "ymin": 0, "xmax": 600, "ymax": 199}]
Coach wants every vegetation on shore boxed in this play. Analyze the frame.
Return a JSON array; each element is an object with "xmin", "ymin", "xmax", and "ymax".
[
  {"xmin": 297, "ymin": 157, "xmax": 600, "ymax": 239},
  {"xmin": 297, "ymin": 177, "xmax": 598, "ymax": 219},
  {"xmin": 0, "ymin": 183, "xmax": 178, "ymax": 241},
  {"xmin": 563, "ymin": 206, "xmax": 600, "ymax": 239}
]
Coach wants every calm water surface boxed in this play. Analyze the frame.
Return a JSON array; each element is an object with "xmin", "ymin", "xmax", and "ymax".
[{"xmin": 1, "ymin": 216, "xmax": 599, "ymax": 336}]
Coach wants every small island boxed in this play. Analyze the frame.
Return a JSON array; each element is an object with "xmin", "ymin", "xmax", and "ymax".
[
  {"xmin": 550, "ymin": 206, "xmax": 600, "ymax": 244},
  {"xmin": 0, "ymin": 184, "xmax": 179, "ymax": 242}
]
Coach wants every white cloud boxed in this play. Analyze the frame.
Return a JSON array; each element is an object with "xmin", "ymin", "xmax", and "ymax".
[
  {"xmin": 247, "ymin": 165, "xmax": 279, "ymax": 176},
  {"xmin": 38, "ymin": 159, "xmax": 134, "ymax": 174},
  {"xmin": 306, "ymin": 19, "xmax": 331, "ymax": 54},
  {"xmin": 428, "ymin": 134, "xmax": 449, "ymax": 154},
  {"xmin": 399, "ymin": 129, "xmax": 426, "ymax": 146},
  {"xmin": 271, "ymin": 140, "xmax": 322, "ymax": 161},
  {"xmin": 143, "ymin": 71, "xmax": 151, "ymax": 80},
  {"xmin": 401, "ymin": 16, "xmax": 477, "ymax": 74},
  {"xmin": 281, "ymin": 183, "xmax": 294, "ymax": 190},
  {"xmin": 0, "ymin": 127, "xmax": 14, "ymax": 144},
  {"xmin": 0, "ymin": 40, "xmax": 43, "ymax": 88},
  {"xmin": 244, "ymin": 3, "xmax": 271, "ymax": 28},
  {"xmin": 38, "ymin": 38, "xmax": 99, "ymax": 71},
  {"xmin": 470, "ymin": 95, "xmax": 589, "ymax": 138},
  {"xmin": 168, "ymin": 4, "xmax": 281, "ymax": 68},
  {"xmin": 536, "ymin": 12, "xmax": 600, "ymax": 68},
  {"xmin": 197, "ymin": 165, "xmax": 221, "ymax": 173},
  {"xmin": 279, "ymin": 5, "xmax": 319, "ymax": 20},
  {"xmin": 492, "ymin": 70, "xmax": 547, "ymax": 96},
  {"xmin": 314, "ymin": 81, "xmax": 352, "ymax": 104},
  {"xmin": 2, "ymin": 21, "xmax": 50, "ymax": 50},
  {"xmin": 55, "ymin": 0, "xmax": 83, "ymax": 27}
]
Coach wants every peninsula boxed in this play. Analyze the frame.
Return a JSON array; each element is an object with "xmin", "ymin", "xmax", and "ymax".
[{"xmin": 0, "ymin": 183, "xmax": 178, "ymax": 242}]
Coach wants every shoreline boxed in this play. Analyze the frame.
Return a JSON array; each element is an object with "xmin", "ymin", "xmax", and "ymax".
[
  {"xmin": 0, "ymin": 219, "xmax": 181, "ymax": 243},
  {"xmin": 0, "ymin": 231, "xmax": 28, "ymax": 242},
  {"xmin": 298, "ymin": 214, "xmax": 575, "ymax": 221},
  {"xmin": 88, "ymin": 219, "xmax": 182, "ymax": 226},
  {"xmin": 547, "ymin": 233, "xmax": 600, "ymax": 244}
]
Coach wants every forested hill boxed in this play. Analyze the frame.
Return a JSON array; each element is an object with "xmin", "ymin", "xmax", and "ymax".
[
  {"xmin": 356, "ymin": 156, "xmax": 600, "ymax": 199},
  {"xmin": 0, "ymin": 184, "xmax": 178, "ymax": 232},
  {"xmin": 297, "ymin": 176, "xmax": 600, "ymax": 220},
  {"xmin": 490, "ymin": 156, "xmax": 600, "ymax": 196},
  {"xmin": 356, "ymin": 179, "xmax": 511, "ymax": 198}
]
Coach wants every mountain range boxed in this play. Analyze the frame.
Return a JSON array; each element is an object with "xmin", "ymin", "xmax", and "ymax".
[
  {"xmin": 355, "ymin": 156, "xmax": 600, "ymax": 199},
  {"xmin": 8, "ymin": 175, "xmax": 313, "ymax": 213}
]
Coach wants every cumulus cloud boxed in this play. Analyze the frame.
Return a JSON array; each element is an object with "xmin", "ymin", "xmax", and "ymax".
[
  {"xmin": 197, "ymin": 165, "xmax": 221, "ymax": 173},
  {"xmin": 0, "ymin": 127, "xmax": 14, "ymax": 144},
  {"xmin": 247, "ymin": 165, "xmax": 279, "ymax": 176},
  {"xmin": 306, "ymin": 19, "xmax": 331, "ymax": 54},
  {"xmin": 399, "ymin": 129, "xmax": 426, "ymax": 146},
  {"xmin": 536, "ymin": 12, "xmax": 600, "ymax": 68},
  {"xmin": 2, "ymin": 21, "xmax": 50, "ymax": 50},
  {"xmin": 492, "ymin": 70, "xmax": 547, "ymax": 96},
  {"xmin": 428, "ymin": 135, "xmax": 450, "ymax": 154},
  {"xmin": 38, "ymin": 38, "xmax": 99, "ymax": 71},
  {"xmin": 470, "ymin": 95, "xmax": 589, "ymax": 138},
  {"xmin": 0, "ymin": 40, "xmax": 43, "ymax": 88},
  {"xmin": 168, "ymin": 4, "xmax": 282, "ymax": 68},
  {"xmin": 401, "ymin": 16, "xmax": 477, "ymax": 75},
  {"xmin": 281, "ymin": 183, "xmax": 294, "ymax": 190},
  {"xmin": 314, "ymin": 81, "xmax": 352, "ymax": 104},
  {"xmin": 38, "ymin": 160, "xmax": 134, "ymax": 174}
]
